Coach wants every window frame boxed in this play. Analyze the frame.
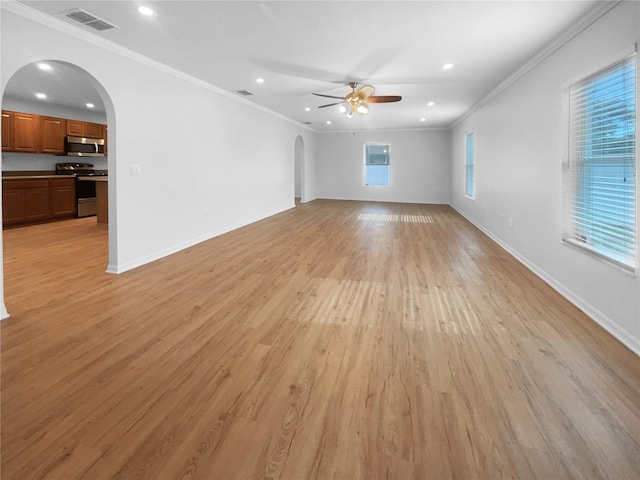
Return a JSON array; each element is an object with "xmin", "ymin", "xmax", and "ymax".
[
  {"xmin": 464, "ymin": 130, "xmax": 475, "ymax": 199},
  {"xmin": 561, "ymin": 51, "xmax": 637, "ymax": 272},
  {"xmin": 363, "ymin": 142, "xmax": 391, "ymax": 187}
]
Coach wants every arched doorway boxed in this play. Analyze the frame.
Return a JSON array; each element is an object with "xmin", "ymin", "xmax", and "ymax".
[
  {"xmin": 294, "ymin": 135, "xmax": 305, "ymax": 203},
  {"xmin": 1, "ymin": 60, "xmax": 116, "ymax": 318}
]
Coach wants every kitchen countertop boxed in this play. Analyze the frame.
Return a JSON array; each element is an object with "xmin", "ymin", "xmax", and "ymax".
[
  {"xmin": 2, "ymin": 174, "xmax": 59, "ymax": 179},
  {"xmin": 3, "ymin": 170, "xmax": 108, "ymax": 180}
]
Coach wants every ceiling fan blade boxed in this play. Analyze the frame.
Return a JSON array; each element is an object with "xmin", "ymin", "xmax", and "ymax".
[
  {"xmin": 367, "ymin": 95, "xmax": 402, "ymax": 103},
  {"xmin": 312, "ymin": 93, "xmax": 345, "ymax": 100},
  {"xmin": 355, "ymin": 85, "xmax": 375, "ymax": 100},
  {"xmin": 318, "ymin": 102, "xmax": 344, "ymax": 108}
]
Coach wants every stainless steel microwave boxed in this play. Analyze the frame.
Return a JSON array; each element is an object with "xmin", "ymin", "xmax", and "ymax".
[{"xmin": 65, "ymin": 135, "xmax": 105, "ymax": 157}]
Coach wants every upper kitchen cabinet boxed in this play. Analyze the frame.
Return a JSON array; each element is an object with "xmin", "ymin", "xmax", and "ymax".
[
  {"xmin": 85, "ymin": 122, "xmax": 102, "ymax": 138},
  {"xmin": 2, "ymin": 111, "xmax": 14, "ymax": 151},
  {"xmin": 13, "ymin": 112, "xmax": 39, "ymax": 153},
  {"xmin": 66, "ymin": 119, "xmax": 85, "ymax": 137},
  {"xmin": 2, "ymin": 110, "xmax": 107, "ymax": 154},
  {"xmin": 40, "ymin": 116, "xmax": 66, "ymax": 154},
  {"xmin": 67, "ymin": 119, "xmax": 103, "ymax": 139}
]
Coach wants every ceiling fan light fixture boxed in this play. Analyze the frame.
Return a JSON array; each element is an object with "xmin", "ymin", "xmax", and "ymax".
[
  {"xmin": 346, "ymin": 111, "xmax": 354, "ymax": 119},
  {"xmin": 339, "ymin": 105, "xmax": 347, "ymax": 113},
  {"xmin": 357, "ymin": 103, "xmax": 369, "ymax": 114}
]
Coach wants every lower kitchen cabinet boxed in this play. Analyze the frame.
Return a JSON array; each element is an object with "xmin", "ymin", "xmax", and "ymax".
[
  {"xmin": 2, "ymin": 177, "xmax": 77, "ymax": 228},
  {"xmin": 50, "ymin": 177, "xmax": 76, "ymax": 218}
]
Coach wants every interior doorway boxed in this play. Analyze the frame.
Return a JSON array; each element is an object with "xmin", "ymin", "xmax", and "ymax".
[{"xmin": 1, "ymin": 60, "xmax": 116, "ymax": 319}]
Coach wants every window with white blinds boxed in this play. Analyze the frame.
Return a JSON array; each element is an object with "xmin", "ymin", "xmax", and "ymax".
[
  {"xmin": 562, "ymin": 55, "xmax": 636, "ymax": 271},
  {"xmin": 465, "ymin": 131, "xmax": 475, "ymax": 198}
]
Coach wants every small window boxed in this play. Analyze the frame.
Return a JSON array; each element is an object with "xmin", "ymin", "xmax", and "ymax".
[
  {"xmin": 364, "ymin": 143, "xmax": 390, "ymax": 187},
  {"xmin": 563, "ymin": 54, "xmax": 636, "ymax": 271},
  {"xmin": 465, "ymin": 131, "xmax": 475, "ymax": 198}
]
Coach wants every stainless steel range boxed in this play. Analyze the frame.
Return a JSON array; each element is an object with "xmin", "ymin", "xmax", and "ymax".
[{"xmin": 55, "ymin": 162, "xmax": 107, "ymax": 217}]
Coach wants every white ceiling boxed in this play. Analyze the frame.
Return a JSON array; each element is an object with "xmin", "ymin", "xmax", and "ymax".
[{"xmin": 8, "ymin": 0, "xmax": 602, "ymax": 131}]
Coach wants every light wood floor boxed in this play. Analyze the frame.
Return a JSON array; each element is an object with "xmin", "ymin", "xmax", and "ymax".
[{"xmin": 1, "ymin": 200, "xmax": 639, "ymax": 480}]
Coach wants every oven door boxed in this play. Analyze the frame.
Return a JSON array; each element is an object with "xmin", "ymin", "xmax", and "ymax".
[{"xmin": 76, "ymin": 176, "xmax": 97, "ymax": 217}]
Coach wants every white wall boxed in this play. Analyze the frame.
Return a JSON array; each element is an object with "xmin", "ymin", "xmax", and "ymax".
[
  {"xmin": 1, "ymin": 6, "xmax": 315, "ymax": 296},
  {"xmin": 450, "ymin": 1, "xmax": 640, "ymax": 353},
  {"xmin": 315, "ymin": 129, "xmax": 450, "ymax": 204}
]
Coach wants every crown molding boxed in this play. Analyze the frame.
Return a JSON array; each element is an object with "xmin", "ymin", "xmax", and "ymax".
[
  {"xmin": 450, "ymin": 0, "xmax": 622, "ymax": 128},
  {"xmin": 1, "ymin": 0, "xmax": 313, "ymax": 132},
  {"xmin": 318, "ymin": 126, "xmax": 449, "ymax": 135}
]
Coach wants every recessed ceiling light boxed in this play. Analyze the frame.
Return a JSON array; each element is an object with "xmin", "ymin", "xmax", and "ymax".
[
  {"xmin": 420, "ymin": 118, "xmax": 427, "ymax": 122},
  {"xmin": 326, "ymin": 121, "xmax": 331, "ymax": 125},
  {"xmin": 37, "ymin": 63, "xmax": 52, "ymax": 71},
  {"xmin": 443, "ymin": 63, "xmax": 454, "ymax": 70},
  {"xmin": 86, "ymin": 103, "xmax": 95, "ymax": 108},
  {"xmin": 138, "ymin": 6, "xmax": 154, "ymax": 16},
  {"xmin": 304, "ymin": 107, "xmax": 311, "ymax": 112},
  {"xmin": 35, "ymin": 93, "xmax": 47, "ymax": 99},
  {"xmin": 256, "ymin": 78, "xmax": 265, "ymax": 84},
  {"xmin": 427, "ymin": 101, "xmax": 435, "ymax": 106}
]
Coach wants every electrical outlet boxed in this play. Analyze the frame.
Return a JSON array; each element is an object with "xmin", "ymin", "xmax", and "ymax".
[{"xmin": 130, "ymin": 164, "xmax": 141, "ymax": 176}]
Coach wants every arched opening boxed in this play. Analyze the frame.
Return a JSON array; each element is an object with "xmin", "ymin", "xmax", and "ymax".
[
  {"xmin": 294, "ymin": 135, "xmax": 305, "ymax": 204},
  {"xmin": 1, "ymin": 60, "xmax": 117, "ymax": 318}
]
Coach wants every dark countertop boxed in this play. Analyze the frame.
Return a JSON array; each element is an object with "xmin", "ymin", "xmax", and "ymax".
[{"xmin": 3, "ymin": 170, "xmax": 108, "ymax": 179}]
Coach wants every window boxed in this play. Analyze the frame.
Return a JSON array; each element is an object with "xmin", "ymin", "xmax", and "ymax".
[
  {"xmin": 563, "ymin": 54, "xmax": 636, "ymax": 271},
  {"xmin": 364, "ymin": 143, "xmax": 390, "ymax": 187},
  {"xmin": 465, "ymin": 131, "xmax": 475, "ymax": 198}
]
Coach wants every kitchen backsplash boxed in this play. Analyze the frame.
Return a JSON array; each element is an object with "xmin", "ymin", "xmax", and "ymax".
[{"xmin": 2, "ymin": 153, "xmax": 108, "ymax": 172}]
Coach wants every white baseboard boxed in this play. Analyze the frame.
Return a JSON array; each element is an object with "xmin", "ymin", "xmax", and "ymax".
[
  {"xmin": 106, "ymin": 203, "xmax": 295, "ymax": 275},
  {"xmin": 451, "ymin": 205, "xmax": 640, "ymax": 357}
]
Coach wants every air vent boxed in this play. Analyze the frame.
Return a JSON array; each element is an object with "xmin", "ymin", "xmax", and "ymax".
[
  {"xmin": 65, "ymin": 8, "xmax": 118, "ymax": 31},
  {"xmin": 236, "ymin": 90, "xmax": 255, "ymax": 96},
  {"xmin": 303, "ymin": 122, "xmax": 312, "ymax": 125}
]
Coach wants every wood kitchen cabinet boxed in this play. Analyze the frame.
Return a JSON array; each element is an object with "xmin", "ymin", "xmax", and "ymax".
[
  {"xmin": 66, "ymin": 119, "xmax": 85, "ymax": 136},
  {"xmin": 2, "ymin": 177, "xmax": 77, "ymax": 228},
  {"xmin": 13, "ymin": 112, "xmax": 39, "ymax": 153},
  {"xmin": 40, "ymin": 116, "xmax": 66, "ymax": 154},
  {"xmin": 2, "ymin": 178, "xmax": 50, "ymax": 227},
  {"xmin": 2, "ymin": 110, "xmax": 107, "ymax": 154},
  {"xmin": 67, "ymin": 119, "xmax": 103, "ymax": 138},
  {"xmin": 2, "ymin": 111, "xmax": 14, "ymax": 151},
  {"xmin": 50, "ymin": 177, "xmax": 77, "ymax": 218}
]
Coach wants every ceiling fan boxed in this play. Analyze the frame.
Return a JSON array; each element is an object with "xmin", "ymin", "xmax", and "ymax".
[{"xmin": 313, "ymin": 82, "xmax": 402, "ymax": 117}]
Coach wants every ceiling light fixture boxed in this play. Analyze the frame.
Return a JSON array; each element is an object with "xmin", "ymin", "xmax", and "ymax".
[
  {"xmin": 326, "ymin": 121, "xmax": 331, "ymax": 125},
  {"xmin": 420, "ymin": 118, "xmax": 427, "ymax": 122},
  {"xmin": 443, "ymin": 63, "xmax": 454, "ymax": 70},
  {"xmin": 427, "ymin": 101, "xmax": 435, "ymax": 106},
  {"xmin": 35, "ymin": 93, "xmax": 47, "ymax": 99},
  {"xmin": 304, "ymin": 107, "xmax": 310, "ymax": 112},
  {"xmin": 37, "ymin": 63, "xmax": 52, "ymax": 71},
  {"xmin": 256, "ymin": 78, "xmax": 265, "ymax": 84},
  {"xmin": 86, "ymin": 103, "xmax": 95, "ymax": 108},
  {"xmin": 138, "ymin": 6, "xmax": 154, "ymax": 16},
  {"xmin": 356, "ymin": 103, "xmax": 369, "ymax": 114}
]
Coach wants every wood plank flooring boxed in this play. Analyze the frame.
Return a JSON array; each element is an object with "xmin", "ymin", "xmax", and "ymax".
[{"xmin": 1, "ymin": 200, "xmax": 639, "ymax": 479}]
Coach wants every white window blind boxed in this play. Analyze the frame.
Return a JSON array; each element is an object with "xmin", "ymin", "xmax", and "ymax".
[
  {"xmin": 563, "ymin": 55, "xmax": 636, "ymax": 270},
  {"xmin": 465, "ymin": 131, "xmax": 475, "ymax": 198}
]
